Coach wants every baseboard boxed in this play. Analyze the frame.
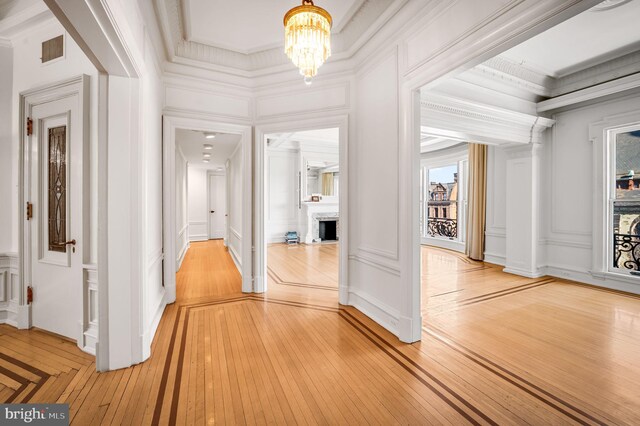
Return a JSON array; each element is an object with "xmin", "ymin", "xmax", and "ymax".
[
  {"xmin": 176, "ymin": 241, "xmax": 189, "ymax": 271},
  {"xmin": 545, "ymin": 265, "xmax": 640, "ymax": 295},
  {"xmin": 78, "ymin": 319, "xmax": 97, "ymax": 356},
  {"xmin": 254, "ymin": 275, "xmax": 265, "ymax": 293},
  {"xmin": 483, "ymin": 252, "xmax": 506, "ymax": 266},
  {"xmin": 189, "ymin": 235, "xmax": 208, "ymax": 242},
  {"xmin": 421, "ymin": 237, "xmax": 464, "ymax": 253},
  {"xmin": 347, "ymin": 289, "xmax": 420, "ymax": 343},
  {"xmin": 229, "ymin": 246, "xmax": 242, "ymax": 274},
  {"xmin": 503, "ymin": 266, "xmax": 545, "ymax": 278},
  {"xmin": 141, "ymin": 289, "xmax": 167, "ymax": 361}
]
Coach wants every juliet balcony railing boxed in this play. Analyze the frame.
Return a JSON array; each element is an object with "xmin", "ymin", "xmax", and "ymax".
[
  {"xmin": 613, "ymin": 233, "xmax": 640, "ymax": 271},
  {"xmin": 427, "ymin": 218, "xmax": 457, "ymax": 239}
]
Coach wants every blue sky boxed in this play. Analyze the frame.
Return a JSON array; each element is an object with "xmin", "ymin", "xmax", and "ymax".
[{"xmin": 429, "ymin": 165, "xmax": 457, "ymax": 184}]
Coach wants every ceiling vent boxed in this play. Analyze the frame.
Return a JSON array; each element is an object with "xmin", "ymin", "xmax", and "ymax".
[{"xmin": 41, "ymin": 35, "xmax": 64, "ymax": 63}]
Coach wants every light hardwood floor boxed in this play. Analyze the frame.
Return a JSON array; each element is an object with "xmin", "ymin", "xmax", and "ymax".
[{"xmin": 1, "ymin": 240, "xmax": 639, "ymax": 424}]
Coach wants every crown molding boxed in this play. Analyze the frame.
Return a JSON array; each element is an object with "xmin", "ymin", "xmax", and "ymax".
[
  {"xmin": 421, "ymin": 92, "xmax": 555, "ymax": 145},
  {"xmin": 0, "ymin": 1, "xmax": 51, "ymax": 40},
  {"xmin": 474, "ymin": 56, "xmax": 553, "ymax": 97},
  {"xmin": 155, "ymin": 0, "xmax": 398, "ymax": 75},
  {"xmin": 552, "ymin": 47, "xmax": 640, "ymax": 96}
]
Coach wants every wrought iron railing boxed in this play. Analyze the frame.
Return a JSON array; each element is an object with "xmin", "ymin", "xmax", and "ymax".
[
  {"xmin": 613, "ymin": 233, "xmax": 640, "ymax": 271},
  {"xmin": 427, "ymin": 218, "xmax": 457, "ymax": 239}
]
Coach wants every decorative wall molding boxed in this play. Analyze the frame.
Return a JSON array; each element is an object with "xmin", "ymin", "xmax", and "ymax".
[
  {"xmin": 421, "ymin": 92, "xmax": 555, "ymax": 145},
  {"xmin": 0, "ymin": 253, "xmax": 19, "ymax": 327},
  {"xmin": 80, "ymin": 264, "xmax": 98, "ymax": 355},
  {"xmin": 348, "ymin": 254, "xmax": 401, "ymax": 277},
  {"xmin": 475, "ymin": 56, "xmax": 553, "ymax": 97},
  {"xmin": 538, "ymin": 72, "xmax": 640, "ymax": 113},
  {"xmin": 156, "ymin": 0, "xmax": 398, "ymax": 74}
]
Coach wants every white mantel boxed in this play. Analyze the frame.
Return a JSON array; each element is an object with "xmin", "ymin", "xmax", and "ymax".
[{"xmin": 301, "ymin": 201, "xmax": 339, "ymax": 244}]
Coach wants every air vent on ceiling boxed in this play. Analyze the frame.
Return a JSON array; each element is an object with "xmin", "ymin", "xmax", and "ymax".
[{"xmin": 41, "ymin": 35, "xmax": 64, "ymax": 63}]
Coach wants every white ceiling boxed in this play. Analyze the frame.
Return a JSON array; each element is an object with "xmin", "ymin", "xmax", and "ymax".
[
  {"xmin": 267, "ymin": 127, "xmax": 339, "ymax": 150},
  {"xmin": 183, "ymin": 0, "xmax": 363, "ymax": 54},
  {"xmin": 176, "ymin": 129, "xmax": 241, "ymax": 169},
  {"xmin": 0, "ymin": 0, "xmax": 39, "ymax": 19},
  {"xmin": 501, "ymin": 0, "xmax": 640, "ymax": 78}
]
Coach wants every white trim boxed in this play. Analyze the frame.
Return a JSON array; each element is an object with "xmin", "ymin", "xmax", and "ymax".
[
  {"xmin": 589, "ymin": 109, "xmax": 640, "ymax": 279},
  {"xmin": 255, "ymin": 115, "xmax": 349, "ymax": 303},
  {"xmin": 503, "ymin": 266, "xmax": 545, "ymax": 279},
  {"xmin": 483, "ymin": 252, "xmax": 506, "ymax": 266},
  {"xmin": 538, "ymin": 73, "xmax": 640, "ymax": 113},
  {"xmin": 421, "ymin": 238, "xmax": 465, "ymax": 253},
  {"xmin": 18, "ymin": 75, "xmax": 90, "ymax": 352}
]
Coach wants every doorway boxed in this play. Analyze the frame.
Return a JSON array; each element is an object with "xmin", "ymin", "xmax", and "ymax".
[
  {"xmin": 208, "ymin": 173, "xmax": 226, "ymax": 240},
  {"xmin": 20, "ymin": 76, "xmax": 92, "ymax": 351},
  {"xmin": 255, "ymin": 117, "xmax": 349, "ymax": 305},
  {"xmin": 163, "ymin": 117, "xmax": 253, "ymax": 299},
  {"xmin": 264, "ymin": 128, "xmax": 340, "ymax": 297}
]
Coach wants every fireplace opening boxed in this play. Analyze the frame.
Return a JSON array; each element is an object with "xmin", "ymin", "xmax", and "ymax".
[{"xmin": 319, "ymin": 220, "xmax": 337, "ymax": 241}]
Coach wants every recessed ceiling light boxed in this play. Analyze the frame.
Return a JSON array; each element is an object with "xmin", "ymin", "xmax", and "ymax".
[
  {"xmin": 203, "ymin": 159, "xmax": 210, "ymax": 163},
  {"xmin": 204, "ymin": 132, "xmax": 216, "ymax": 139},
  {"xmin": 203, "ymin": 153, "xmax": 211, "ymax": 158},
  {"xmin": 203, "ymin": 144, "xmax": 213, "ymax": 150}
]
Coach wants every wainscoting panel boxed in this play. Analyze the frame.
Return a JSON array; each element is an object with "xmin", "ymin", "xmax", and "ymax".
[{"xmin": 0, "ymin": 253, "xmax": 19, "ymax": 326}]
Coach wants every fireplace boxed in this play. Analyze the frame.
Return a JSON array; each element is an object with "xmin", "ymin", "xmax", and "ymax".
[{"xmin": 319, "ymin": 219, "xmax": 337, "ymax": 241}]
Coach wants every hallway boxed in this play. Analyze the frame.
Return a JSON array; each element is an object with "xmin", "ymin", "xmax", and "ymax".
[{"xmin": 0, "ymin": 242, "xmax": 639, "ymax": 424}]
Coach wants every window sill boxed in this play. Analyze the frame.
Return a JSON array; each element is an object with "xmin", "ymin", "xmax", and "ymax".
[{"xmin": 591, "ymin": 270, "xmax": 640, "ymax": 285}]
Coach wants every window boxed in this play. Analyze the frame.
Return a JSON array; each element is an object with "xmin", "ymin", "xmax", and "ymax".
[
  {"xmin": 611, "ymin": 128, "xmax": 640, "ymax": 274},
  {"xmin": 423, "ymin": 164, "xmax": 458, "ymax": 240}
]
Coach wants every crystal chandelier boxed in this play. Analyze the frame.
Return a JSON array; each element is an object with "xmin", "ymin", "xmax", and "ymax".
[{"xmin": 284, "ymin": 0, "xmax": 332, "ymax": 85}]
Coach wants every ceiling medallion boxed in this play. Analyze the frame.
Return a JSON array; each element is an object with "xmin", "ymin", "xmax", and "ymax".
[{"xmin": 284, "ymin": 0, "xmax": 332, "ymax": 85}]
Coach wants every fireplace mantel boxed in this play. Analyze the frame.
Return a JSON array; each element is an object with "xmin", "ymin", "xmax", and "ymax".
[{"xmin": 301, "ymin": 202, "xmax": 339, "ymax": 243}]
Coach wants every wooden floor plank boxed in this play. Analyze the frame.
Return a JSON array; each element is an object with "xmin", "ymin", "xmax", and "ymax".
[{"xmin": 0, "ymin": 240, "xmax": 638, "ymax": 425}]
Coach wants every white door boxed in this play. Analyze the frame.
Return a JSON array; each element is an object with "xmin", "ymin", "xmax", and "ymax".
[
  {"xmin": 28, "ymin": 94, "xmax": 83, "ymax": 341},
  {"xmin": 208, "ymin": 174, "xmax": 226, "ymax": 239}
]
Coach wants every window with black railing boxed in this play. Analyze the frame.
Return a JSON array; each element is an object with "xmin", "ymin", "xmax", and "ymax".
[
  {"xmin": 611, "ymin": 129, "xmax": 640, "ymax": 274},
  {"xmin": 423, "ymin": 164, "xmax": 458, "ymax": 240}
]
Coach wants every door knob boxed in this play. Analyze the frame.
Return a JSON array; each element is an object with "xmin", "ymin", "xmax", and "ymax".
[
  {"xmin": 210, "ymin": 210, "xmax": 215, "ymax": 213},
  {"xmin": 64, "ymin": 239, "xmax": 76, "ymax": 253}
]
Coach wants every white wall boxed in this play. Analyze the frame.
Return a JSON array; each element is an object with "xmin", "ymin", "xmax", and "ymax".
[
  {"xmin": 483, "ymin": 92, "xmax": 640, "ymax": 291},
  {"xmin": 266, "ymin": 149, "xmax": 300, "ymax": 243},
  {"xmin": 543, "ymin": 93, "xmax": 640, "ymax": 288},
  {"xmin": 175, "ymin": 147, "xmax": 188, "ymax": 269},
  {"xmin": 9, "ymin": 19, "xmax": 99, "ymax": 257},
  {"xmin": 0, "ymin": 45, "xmax": 12, "ymax": 254},
  {"xmin": 485, "ymin": 145, "xmax": 508, "ymax": 265},
  {"xmin": 228, "ymin": 145, "xmax": 243, "ymax": 269},
  {"xmin": 0, "ymin": 17, "xmax": 100, "ymax": 337},
  {"xmin": 187, "ymin": 167, "xmax": 210, "ymax": 242}
]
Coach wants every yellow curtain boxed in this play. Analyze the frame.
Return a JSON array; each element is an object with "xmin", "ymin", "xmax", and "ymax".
[
  {"xmin": 322, "ymin": 173, "xmax": 334, "ymax": 196},
  {"xmin": 466, "ymin": 143, "xmax": 487, "ymax": 261}
]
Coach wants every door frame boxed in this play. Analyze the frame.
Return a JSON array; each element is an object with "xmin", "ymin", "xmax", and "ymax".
[
  {"xmin": 163, "ymin": 115, "xmax": 253, "ymax": 298},
  {"xmin": 18, "ymin": 75, "xmax": 91, "ymax": 351},
  {"xmin": 254, "ymin": 115, "xmax": 349, "ymax": 304},
  {"xmin": 207, "ymin": 170, "xmax": 226, "ymax": 240}
]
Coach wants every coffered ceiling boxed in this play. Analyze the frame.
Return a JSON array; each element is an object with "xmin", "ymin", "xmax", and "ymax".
[
  {"xmin": 155, "ymin": 0, "xmax": 402, "ymax": 73},
  {"xmin": 183, "ymin": 0, "xmax": 364, "ymax": 55}
]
